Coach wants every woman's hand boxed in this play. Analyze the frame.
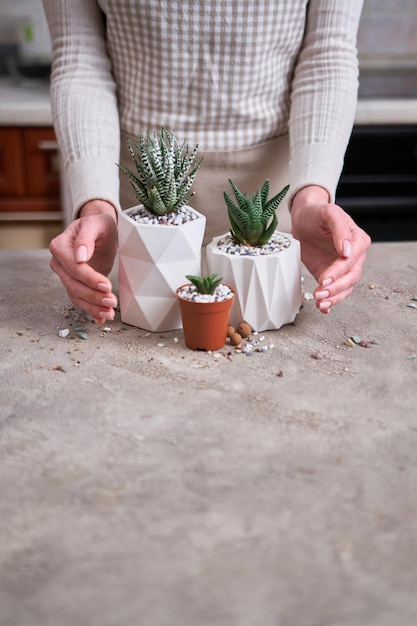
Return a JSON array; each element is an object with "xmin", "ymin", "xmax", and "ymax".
[
  {"xmin": 291, "ymin": 186, "xmax": 371, "ymax": 314},
  {"xmin": 49, "ymin": 200, "xmax": 119, "ymax": 324}
]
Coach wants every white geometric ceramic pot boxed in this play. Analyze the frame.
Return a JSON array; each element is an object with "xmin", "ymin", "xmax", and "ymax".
[
  {"xmin": 118, "ymin": 205, "xmax": 206, "ymax": 331},
  {"xmin": 206, "ymin": 231, "xmax": 302, "ymax": 331}
]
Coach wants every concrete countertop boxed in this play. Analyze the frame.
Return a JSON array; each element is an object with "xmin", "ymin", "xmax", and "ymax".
[
  {"xmin": 1, "ymin": 76, "xmax": 417, "ymax": 126},
  {"xmin": 1, "ymin": 243, "xmax": 417, "ymax": 625}
]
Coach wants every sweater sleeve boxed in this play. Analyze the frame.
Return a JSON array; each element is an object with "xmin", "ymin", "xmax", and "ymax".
[
  {"xmin": 288, "ymin": 0, "xmax": 364, "ymax": 205},
  {"xmin": 42, "ymin": 0, "xmax": 121, "ymax": 218}
]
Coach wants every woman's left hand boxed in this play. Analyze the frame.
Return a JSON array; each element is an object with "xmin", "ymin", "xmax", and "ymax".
[{"xmin": 291, "ymin": 185, "xmax": 371, "ymax": 314}]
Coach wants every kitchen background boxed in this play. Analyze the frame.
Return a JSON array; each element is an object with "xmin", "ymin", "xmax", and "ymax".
[{"xmin": 0, "ymin": 0, "xmax": 416, "ymax": 247}]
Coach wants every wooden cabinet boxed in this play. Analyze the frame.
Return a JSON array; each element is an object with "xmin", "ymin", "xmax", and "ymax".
[{"xmin": 0, "ymin": 126, "xmax": 61, "ymax": 212}]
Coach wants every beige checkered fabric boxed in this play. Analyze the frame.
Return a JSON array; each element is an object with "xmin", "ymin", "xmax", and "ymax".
[
  {"xmin": 43, "ymin": 0, "xmax": 363, "ymax": 216},
  {"xmin": 105, "ymin": 0, "xmax": 307, "ymax": 150}
]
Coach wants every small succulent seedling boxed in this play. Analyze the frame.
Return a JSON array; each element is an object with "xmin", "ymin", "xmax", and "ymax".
[
  {"xmin": 118, "ymin": 127, "xmax": 202, "ymax": 215},
  {"xmin": 185, "ymin": 273, "xmax": 223, "ymax": 295},
  {"xmin": 224, "ymin": 179, "xmax": 289, "ymax": 246}
]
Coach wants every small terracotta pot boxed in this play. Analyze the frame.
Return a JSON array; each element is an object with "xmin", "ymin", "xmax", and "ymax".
[{"xmin": 176, "ymin": 285, "xmax": 235, "ymax": 351}]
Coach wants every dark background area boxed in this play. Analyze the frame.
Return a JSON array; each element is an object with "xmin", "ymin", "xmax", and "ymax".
[{"xmin": 336, "ymin": 124, "xmax": 417, "ymax": 242}]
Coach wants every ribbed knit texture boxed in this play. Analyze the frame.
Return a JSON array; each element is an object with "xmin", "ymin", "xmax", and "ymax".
[{"xmin": 42, "ymin": 0, "xmax": 363, "ymax": 216}]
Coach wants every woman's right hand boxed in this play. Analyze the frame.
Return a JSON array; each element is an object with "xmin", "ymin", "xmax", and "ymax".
[{"xmin": 49, "ymin": 200, "xmax": 119, "ymax": 324}]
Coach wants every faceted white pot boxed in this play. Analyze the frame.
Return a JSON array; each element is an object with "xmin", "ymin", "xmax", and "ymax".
[
  {"xmin": 118, "ymin": 205, "xmax": 206, "ymax": 331},
  {"xmin": 206, "ymin": 232, "xmax": 302, "ymax": 331}
]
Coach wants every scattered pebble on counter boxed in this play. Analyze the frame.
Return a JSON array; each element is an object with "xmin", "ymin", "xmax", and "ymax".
[
  {"xmin": 311, "ymin": 351, "xmax": 324, "ymax": 360},
  {"xmin": 407, "ymin": 302, "xmax": 417, "ymax": 309},
  {"xmin": 406, "ymin": 354, "xmax": 417, "ymax": 360},
  {"xmin": 58, "ymin": 328, "xmax": 70, "ymax": 338},
  {"xmin": 344, "ymin": 335, "xmax": 379, "ymax": 348}
]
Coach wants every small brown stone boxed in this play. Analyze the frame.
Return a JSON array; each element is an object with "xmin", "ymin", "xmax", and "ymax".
[
  {"xmin": 237, "ymin": 322, "xmax": 252, "ymax": 338},
  {"xmin": 229, "ymin": 332, "xmax": 243, "ymax": 346},
  {"xmin": 227, "ymin": 326, "xmax": 235, "ymax": 338}
]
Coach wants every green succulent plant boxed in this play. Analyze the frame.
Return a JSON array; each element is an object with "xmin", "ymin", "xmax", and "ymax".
[
  {"xmin": 118, "ymin": 127, "xmax": 203, "ymax": 215},
  {"xmin": 224, "ymin": 179, "xmax": 289, "ymax": 247},
  {"xmin": 185, "ymin": 273, "xmax": 223, "ymax": 295}
]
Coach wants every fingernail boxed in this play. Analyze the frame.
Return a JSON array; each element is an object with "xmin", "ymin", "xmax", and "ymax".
[
  {"xmin": 321, "ymin": 278, "xmax": 332, "ymax": 287},
  {"xmin": 315, "ymin": 290, "xmax": 330, "ymax": 300},
  {"xmin": 99, "ymin": 309, "xmax": 115, "ymax": 320},
  {"xmin": 343, "ymin": 240, "xmax": 352, "ymax": 258},
  {"xmin": 319, "ymin": 300, "xmax": 332, "ymax": 311},
  {"xmin": 101, "ymin": 297, "xmax": 117, "ymax": 308},
  {"xmin": 75, "ymin": 245, "xmax": 88, "ymax": 263},
  {"xmin": 97, "ymin": 282, "xmax": 111, "ymax": 292}
]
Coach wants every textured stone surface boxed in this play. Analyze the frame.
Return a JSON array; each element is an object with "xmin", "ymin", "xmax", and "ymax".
[{"xmin": 1, "ymin": 244, "xmax": 417, "ymax": 626}]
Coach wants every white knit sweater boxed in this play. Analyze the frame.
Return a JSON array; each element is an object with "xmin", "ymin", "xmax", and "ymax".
[{"xmin": 42, "ymin": 0, "xmax": 363, "ymax": 216}]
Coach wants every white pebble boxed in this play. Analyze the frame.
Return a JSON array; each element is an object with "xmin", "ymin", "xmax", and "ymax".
[{"xmin": 58, "ymin": 328, "xmax": 70, "ymax": 338}]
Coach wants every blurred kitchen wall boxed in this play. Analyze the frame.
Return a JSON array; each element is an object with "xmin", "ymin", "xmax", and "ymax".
[
  {"xmin": 357, "ymin": 0, "xmax": 417, "ymax": 97},
  {"xmin": 357, "ymin": 0, "xmax": 417, "ymax": 68},
  {"xmin": 0, "ymin": 0, "xmax": 415, "ymax": 90},
  {"xmin": 0, "ymin": 0, "xmax": 51, "ymax": 74}
]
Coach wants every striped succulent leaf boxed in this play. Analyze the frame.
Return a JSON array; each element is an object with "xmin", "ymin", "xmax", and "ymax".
[
  {"xmin": 118, "ymin": 128, "xmax": 202, "ymax": 215},
  {"xmin": 224, "ymin": 179, "xmax": 289, "ymax": 247}
]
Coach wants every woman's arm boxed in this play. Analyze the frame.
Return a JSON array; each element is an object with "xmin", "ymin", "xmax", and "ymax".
[
  {"xmin": 42, "ymin": 1, "xmax": 121, "ymax": 322},
  {"xmin": 288, "ymin": 0, "xmax": 364, "ymax": 204},
  {"xmin": 288, "ymin": 0, "xmax": 370, "ymax": 313},
  {"xmin": 42, "ymin": 0, "xmax": 121, "ymax": 218}
]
